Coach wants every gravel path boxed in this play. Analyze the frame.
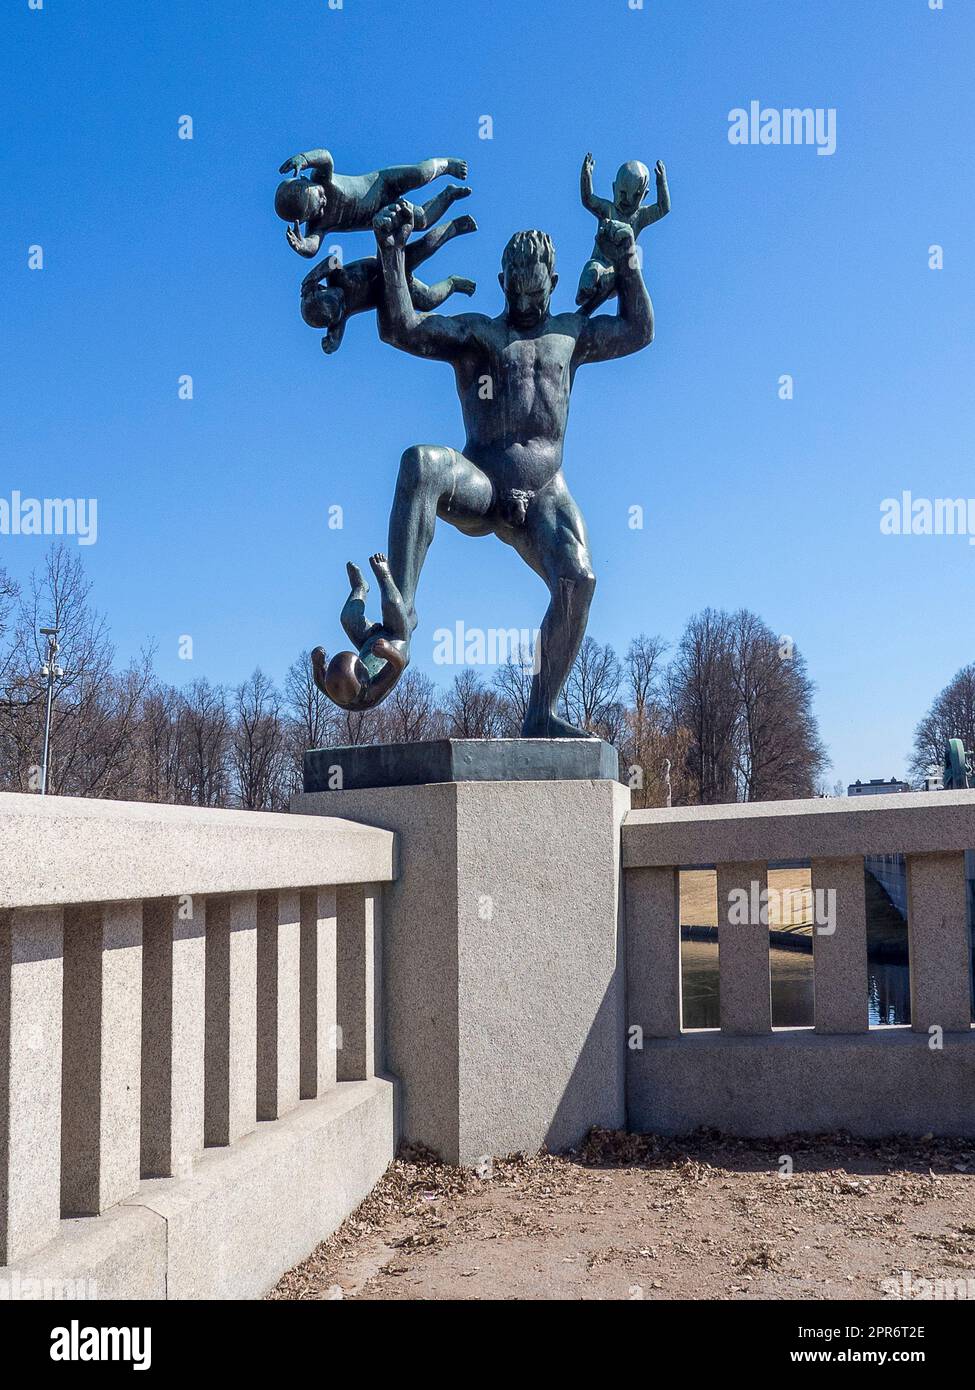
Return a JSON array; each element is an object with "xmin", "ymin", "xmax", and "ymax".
[{"xmin": 269, "ymin": 1130, "xmax": 975, "ymax": 1302}]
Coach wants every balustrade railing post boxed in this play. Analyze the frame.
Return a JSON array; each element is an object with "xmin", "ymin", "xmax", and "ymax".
[
  {"xmin": 716, "ymin": 861, "xmax": 772, "ymax": 1035},
  {"xmin": 141, "ymin": 897, "xmax": 206, "ymax": 1178},
  {"xmin": 257, "ymin": 890, "xmax": 301, "ymax": 1120},
  {"xmin": 906, "ymin": 852, "xmax": 973, "ymax": 1033},
  {"xmin": 204, "ymin": 893, "xmax": 258, "ymax": 1146},
  {"xmin": 299, "ymin": 888, "xmax": 337, "ymax": 1098},
  {"xmin": 0, "ymin": 907, "xmax": 64, "ymax": 1263},
  {"xmin": 625, "ymin": 867, "xmax": 682, "ymax": 1037},
  {"xmin": 336, "ymin": 884, "xmax": 379, "ymax": 1082},
  {"xmin": 61, "ymin": 903, "xmax": 143, "ymax": 1215},
  {"xmin": 811, "ymin": 856, "xmax": 869, "ymax": 1033}
]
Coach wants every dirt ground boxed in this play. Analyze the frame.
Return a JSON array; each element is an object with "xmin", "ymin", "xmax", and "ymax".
[{"xmin": 269, "ymin": 1130, "xmax": 975, "ymax": 1301}]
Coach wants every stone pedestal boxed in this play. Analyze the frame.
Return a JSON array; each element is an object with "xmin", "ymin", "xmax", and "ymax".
[
  {"xmin": 293, "ymin": 770, "xmax": 629, "ymax": 1164},
  {"xmin": 304, "ymin": 736, "xmax": 619, "ymax": 792}
]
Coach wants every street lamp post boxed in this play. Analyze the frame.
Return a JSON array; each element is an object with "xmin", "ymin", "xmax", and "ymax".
[{"xmin": 39, "ymin": 625, "xmax": 62, "ymax": 796}]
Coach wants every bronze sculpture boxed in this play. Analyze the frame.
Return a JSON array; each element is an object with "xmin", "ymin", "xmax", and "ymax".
[
  {"xmin": 312, "ymin": 555, "xmax": 410, "ymax": 709},
  {"xmin": 299, "ymin": 215, "xmax": 476, "ymax": 355},
  {"xmin": 576, "ymin": 153, "xmax": 670, "ymax": 312},
  {"xmin": 278, "ymin": 147, "xmax": 666, "ymax": 738},
  {"xmin": 275, "ymin": 149, "xmax": 470, "ymax": 257}
]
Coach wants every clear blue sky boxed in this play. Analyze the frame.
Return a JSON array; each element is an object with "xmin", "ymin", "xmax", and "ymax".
[{"xmin": 2, "ymin": 0, "xmax": 972, "ymax": 786}]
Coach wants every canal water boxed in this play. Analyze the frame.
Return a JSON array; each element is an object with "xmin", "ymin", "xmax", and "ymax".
[
  {"xmin": 678, "ymin": 865, "xmax": 914, "ymax": 1031},
  {"xmin": 680, "ymin": 937, "xmax": 911, "ymax": 1030}
]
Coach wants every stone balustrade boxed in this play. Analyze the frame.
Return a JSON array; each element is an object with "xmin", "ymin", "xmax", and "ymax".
[
  {"xmin": 623, "ymin": 790, "xmax": 975, "ymax": 1135},
  {"xmin": 0, "ymin": 792, "xmax": 395, "ymax": 1287},
  {"xmin": 4, "ymin": 780, "xmax": 975, "ymax": 1298}
]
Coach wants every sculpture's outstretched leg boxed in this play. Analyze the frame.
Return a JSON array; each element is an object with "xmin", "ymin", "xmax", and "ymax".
[
  {"xmin": 505, "ymin": 479, "xmax": 596, "ymax": 739},
  {"xmin": 378, "ymin": 158, "xmax": 469, "ymax": 202},
  {"xmin": 410, "ymin": 275, "xmax": 476, "ymax": 309},
  {"xmin": 311, "ymin": 645, "xmax": 330, "ymax": 695},
  {"xmin": 410, "ymin": 185, "xmax": 472, "ymax": 231},
  {"xmin": 575, "ymin": 259, "xmax": 616, "ymax": 315},
  {"xmin": 387, "ymin": 444, "xmax": 493, "ymax": 632},
  {"xmin": 312, "ymin": 560, "xmax": 376, "ymax": 702},
  {"xmin": 403, "ymin": 215, "xmax": 477, "ymax": 274},
  {"xmin": 318, "ymin": 447, "xmax": 493, "ymax": 714},
  {"xmin": 369, "ymin": 552, "xmax": 410, "ymax": 638},
  {"xmin": 403, "ymin": 217, "xmax": 477, "ymax": 308},
  {"xmin": 338, "ymin": 561, "xmax": 376, "ymax": 648}
]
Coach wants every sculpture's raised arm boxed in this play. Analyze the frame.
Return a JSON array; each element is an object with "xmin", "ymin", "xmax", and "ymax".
[
  {"xmin": 580, "ymin": 152, "xmax": 613, "ymax": 220},
  {"xmin": 374, "ymin": 201, "xmax": 481, "ymax": 362},
  {"xmin": 278, "ymin": 148, "xmax": 335, "ymax": 178},
  {"xmin": 575, "ymin": 220, "xmax": 654, "ymax": 363},
  {"xmin": 635, "ymin": 159, "xmax": 671, "ymax": 232}
]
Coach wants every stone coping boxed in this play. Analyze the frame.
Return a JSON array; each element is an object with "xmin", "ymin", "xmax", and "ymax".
[
  {"xmin": 0, "ymin": 792, "xmax": 395, "ymax": 908},
  {"xmin": 623, "ymin": 789, "xmax": 975, "ymax": 867}
]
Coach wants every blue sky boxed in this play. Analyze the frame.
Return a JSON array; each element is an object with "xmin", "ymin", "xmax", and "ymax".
[{"xmin": 2, "ymin": 0, "xmax": 972, "ymax": 786}]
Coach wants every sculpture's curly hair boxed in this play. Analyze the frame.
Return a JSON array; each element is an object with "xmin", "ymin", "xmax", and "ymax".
[{"xmin": 501, "ymin": 230, "xmax": 556, "ymax": 277}]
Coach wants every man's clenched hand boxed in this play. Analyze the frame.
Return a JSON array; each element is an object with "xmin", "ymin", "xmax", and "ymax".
[{"xmin": 373, "ymin": 199, "xmax": 415, "ymax": 252}]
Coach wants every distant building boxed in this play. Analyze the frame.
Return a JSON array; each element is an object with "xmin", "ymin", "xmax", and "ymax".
[{"xmin": 848, "ymin": 777, "xmax": 911, "ymax": 797}]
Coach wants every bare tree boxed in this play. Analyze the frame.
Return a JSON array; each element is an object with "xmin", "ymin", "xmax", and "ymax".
[
  {"xmin": 0, "ymin": 565, "xmax": 22, "ymax": 779},
  {"xmin": 626, "ymin": 633, "xmax": 668, "ymax": 723},
  {"xmin": 134, "ymin": 680, "xmax": 187, "ymax": 803},
  {"xmin": 284, "ymin": 651, "xmax": 333, "ymax": 750},
  {"xmin": 0, "ymin": 549, "xmax": 833, "ymax": 811},
  {"xmin": 0, "ymin": 565, "xmax": 17, "ymax": 677},
  {"xmin": 282, "ymin": 650, "xmax": 336, "ymax": 795},
  {"xmin": 619, "ymin": 633, "xmax": 672, "ymax": 806},
  {"xmin": 61, "ymin": 652, "xmax": 158, "ymax": 800},
  {"xmin": 665, "ymin": 609, "xmax": 826, "ymax": 804},
  {"xmin": 443, "ymin": 668, "xmax": 504, "ymax": 738},
  {"xmin": 230, "ymin": 669, "xmax": 288, "ymax": 810},
  {"xmin": 668, "ymin": 609, "xmax": 739, "ymax": 803},
  {"xmin": 180, "ymin": 678, "xmax": 230, "ymax": 806},
  {"xmin": 376, "ymin": 668, "xmax": 444, "ymax": 743},
  {"xmin": 0, "ymin": 545, "xmax": 135, "ymax": 796},
  {"xmin": 560, "ymin": 636, "xmax": 622, "ymax": 734},
  {"xmin": 492, "ymin": 656, "xmax": 533, "ymax": 735},
  {"xmin": 909, "ymin": 663, "xmax": 975, "ymax": 784},
  {"xmin": 331, "ymin": 705, "xmax": 377, "ymax": 747},
  {"xmin": 729, "ymin": 610, "xmax": 827, "ymax": 801}
]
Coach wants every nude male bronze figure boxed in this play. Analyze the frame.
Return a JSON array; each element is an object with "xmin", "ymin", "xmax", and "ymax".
[{"xmin": 316, "ymin": 197, "xmax": 655, "ymax": 738}]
